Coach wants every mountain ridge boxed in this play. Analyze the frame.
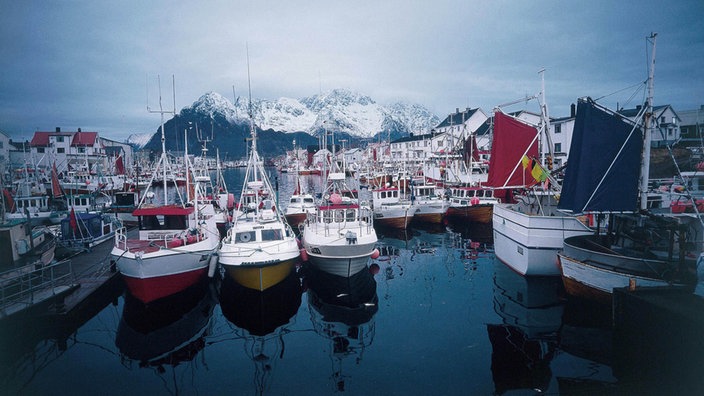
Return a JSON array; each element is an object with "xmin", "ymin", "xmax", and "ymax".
[{"xmin": 140, "ymin": 88, "xmax": 440, "ymax": 158}]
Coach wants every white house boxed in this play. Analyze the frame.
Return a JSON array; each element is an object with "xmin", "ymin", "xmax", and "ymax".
[{"xmin": 620, "ymin": 104, "xmax": 681, "ymax": 148}]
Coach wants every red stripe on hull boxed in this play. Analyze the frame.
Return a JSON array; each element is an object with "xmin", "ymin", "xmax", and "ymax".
[{"xmin": 122, "ymin": 268, "xmax": 208, "ymax": 304}]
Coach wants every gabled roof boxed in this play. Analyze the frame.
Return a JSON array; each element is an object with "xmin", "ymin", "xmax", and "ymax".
[
  {"xmin": 71, "ymin": 131, "xmax": 98, "ymax": 146},
  {"xmin": 475, "ymin": 118, "xmax": 492, "ymax": 136},
  {"xmin": 618, "ymin": 104, "xmax": 672, "ymax": 118},
  {"xmin": 435, "ymin": 108, "xmax": 479, "ymax": 129},
  {"xmin": 30, "ymin": 131, "xmax": 74, "ymax": 146},
  {"xmin": 391, "ymin": 132, "xmax": 434, "ymax": 144}
]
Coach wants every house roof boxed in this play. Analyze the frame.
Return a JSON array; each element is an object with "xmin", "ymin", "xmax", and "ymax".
[
  {"xmin": 435, "ymin": 108, "xmax": 479, "ymax": 129},
  {"xmin": 71, "ymin": 131, "xmax": 98, "ymax": 146},
  {"xmin": 475, "ymin": 119, "xmax": 492, "ymax": 136},
  {"xmin": 391, "ymin": 132, "xmax": 434, "ymax": 144},
  {"xmin": 30, "ymin": 131, "xmax": 73, "ymax": 146},
  {"xmin": 619, "ymin": 104, "xmax": 672, "ymax": 118}
]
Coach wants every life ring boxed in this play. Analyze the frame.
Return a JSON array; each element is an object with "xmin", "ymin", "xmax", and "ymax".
[{"xmin": 239, "ymin": 232, "xmax": 252, "ymax": 242}]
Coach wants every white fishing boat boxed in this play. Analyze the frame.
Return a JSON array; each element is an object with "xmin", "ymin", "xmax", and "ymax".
[
  {"xmin": 218, "ymin": 81, "xmax": 300, "ymax": 291},
  {"xmin": 284, "ymin": 165, "xmax": 316, "ymax": 228},
  {"xmin": 111, "ymin": 83, "xmax": 220, "ymax": 303},
  {"xmin": 301, "ymin": 162, "xmax": 379, "ymax": 277},
  {"xmin": 489, "ymin": 79, "xmax": 594, "ymax": 276},
  {"xmin": 409, "ymin": 182, "xmax": 448, "ymax": 225},
  {"xmin": 371, "ymin": 185, "xmax": 417, "ymax": 229}
]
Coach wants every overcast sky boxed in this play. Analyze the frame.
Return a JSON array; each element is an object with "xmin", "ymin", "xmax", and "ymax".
[{"xmin": 1, "ymin": 1, "xmax": 702, "ymax": 141}]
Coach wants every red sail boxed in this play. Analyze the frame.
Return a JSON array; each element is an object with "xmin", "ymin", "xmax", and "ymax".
[
  {"xmin": 51, "ymin": 162, "xmax": 63, "ymax": 197},
  {"xmin": 115, "ymin": 155, "xmax": 125, "ymax": 175},
  {"xmin": 485, "ymin": 112, "xmax": 539, "ymax": 188}
]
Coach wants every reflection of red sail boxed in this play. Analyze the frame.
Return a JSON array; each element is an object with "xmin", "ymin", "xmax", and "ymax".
[
  {"xmin": 51, "ymin": 162, "xmax": 63, "ymax": 197},
  {"xmin": 2, "ymin": 189, "xmax": 14, "ymax": 212},
  {"xmin": 69, "ymin": 207, "xmax": 77, "ymax": 232},
  {"xmin": 293, "ymin": 177, "xmax": 301, "ymax": 196},
  {"xmin": 115, "ymin": 155, "xmax": 125, "ymax": 175}
]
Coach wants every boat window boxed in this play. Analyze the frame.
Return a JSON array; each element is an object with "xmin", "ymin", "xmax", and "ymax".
[
  {"xmin": 30, "ymin": 200, "xmax": 36, "ymax": 207},
  {"xmin": 261, "ymin": 229, "xmax": 283, "ymax": 241},
  {"xmin": 236, "ymin": 231, "xmax": 256, "ymax": 243},
  {"xmin": 477, "ymin": 190, "xmax": 484, "ymax": 197},
  {"xmin": 335, "ymin": 210, "xmax": 344, "ymax": 223},
  {"xmin": 164, "ymin": 215, "xmax": 187, "ymax": 229},
  {"xmin": 393, "ymin": 190, "xmax": 398, "ymax": 198},
  {"xmin": 304, "ymin": 197, "xmax": 314, "ymax": 204},
  {"xmin": 290, "ymin": 197, "xmax": 300, "ymax": 204},
  {"xmin": 323, "ymin": 210, "xmax": 332, "ymax": 223},
  {"xmin": 140, "ymin": 215, "xmax": 162, "ymax": 230},
  {"xmin": 346, "ymin": 209, "xmax": 356, "ymax": 221},
  {"xmin": 487, "ymin": 190, "xmax": 493, "ymax": 197}
]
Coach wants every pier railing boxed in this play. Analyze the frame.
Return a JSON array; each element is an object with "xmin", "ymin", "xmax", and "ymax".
[{"xmin": 0, "ymin": 259, "xmax": 77, "ymax": 319}]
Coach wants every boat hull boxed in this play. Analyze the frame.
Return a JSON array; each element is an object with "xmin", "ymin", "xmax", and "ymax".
[
  {"xmin": 224, "ymin": 257, "xmax": 298, "ymax": 291},
  {"xmin": 446, "ymin": 204, "xmax": 493, "ymax": 223},
  {"xmin": 492, "ymin": 203, "xmax": 592, "ymax": 276},
  {"xmin": 112, "ymin": 244, "xmax": 215, "ymax": 303},
  {"xmin": 303, "ymin": 239, "xmax": 376, "ymax": 277},
  {"xmin": 557, "ymin": 253, "xmax": 691, "ymax": 305},
  {"xmin": 121, "ymin": 266, "xmax": 209, "ymax": 304}
]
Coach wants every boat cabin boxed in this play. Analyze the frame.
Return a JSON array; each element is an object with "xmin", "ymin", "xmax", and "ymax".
[{"xmin": 10, "ymin": 195, "xmax": 49, "ymax": 213}]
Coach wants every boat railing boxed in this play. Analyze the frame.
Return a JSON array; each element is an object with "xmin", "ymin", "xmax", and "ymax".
[
  {"xmin": 0, "ymin": 259, "xmax": 76, "ymax": 318},
  {"xmin": 305, "ymin": 207, "xmax": 375, "ymax": 237},
  {"xmin": 114, "ymin": 226, "xmax": 128, "ymax": 250}
]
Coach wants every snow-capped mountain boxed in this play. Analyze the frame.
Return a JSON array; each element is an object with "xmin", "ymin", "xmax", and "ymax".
[
  {"xmin": 125, "ymin": 132, "xmax": 153, "ymax": 148},
  {"xmin": 180, "ymin": 88, "xmax": 440, "ymax": 138}
]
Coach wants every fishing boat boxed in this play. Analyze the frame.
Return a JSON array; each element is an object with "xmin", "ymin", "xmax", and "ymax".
[
  {"xmin": 490, "ymin": 82, "xmax": 594, "ymax": 276},
  {"xmin": 409, "ymin": 182, "xmax": 448, "ymax": 225},
  {"xmin": 111, "ymin": 87, "xmax": 220, "ymax": 304},
  {"xmin": 445, "ymin": 184, "xmax": 499, "ymax": 224},
  {"xmin": 557, "ymin": 36, "xmax": 701, "ymax": 303},
  {"xmin": 371, "ymin": 185, "xmax": 417, "ymax": 229},
  {"xmin": 284, "ymin": 167, "xmax": 316, "ymax": 228},
  {"xmin": 301, "ymin": 144, "xmax": 379, "ymax": 277},
  {"xmin": 57, "ymin": 209, "xmax": 122, "ymax": 255},
  {"xmin": 218, "ymin": 86, "xmax": 300, "ymax": 291}
]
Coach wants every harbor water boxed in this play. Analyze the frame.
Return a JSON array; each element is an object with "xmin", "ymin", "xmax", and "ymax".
[{"xmin": 1, "ymin": 168, "xmax": 702, "ymax": 395}]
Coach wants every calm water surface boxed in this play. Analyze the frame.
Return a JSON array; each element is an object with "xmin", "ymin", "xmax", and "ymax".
[{"xmin": 1, "ymin": 168, "xmax": 702, "ymax": 395}]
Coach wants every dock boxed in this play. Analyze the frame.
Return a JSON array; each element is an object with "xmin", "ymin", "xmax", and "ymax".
[{"xmin": 0, "ymin": 230, "xmax": 128, "ymax": 324}]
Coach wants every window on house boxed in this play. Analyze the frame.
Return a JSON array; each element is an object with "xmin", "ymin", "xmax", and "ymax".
[
  {"xmin": 554, "ymin": 143, "xmax": 562, "ymax": 153},
  {"xmin": 57, "ymin": 148, "xmax": 65, "ymax": 153},
  {"xmin": 37, "ymin": 147, "xmax": 45, "ymax": 153},
  {"xmin": 555, "ymin": 124, "xmax": 562, "ymax": 133},
  {"xmin": 56, "ymin": 136, "xmax": 64, "ymax": 142},
  {"xmin": 78, "ymin": 147, "xmax": 85, "ymax": 153}
]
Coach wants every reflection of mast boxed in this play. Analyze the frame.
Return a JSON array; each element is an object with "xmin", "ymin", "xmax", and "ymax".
[
  {"xmin": 219, "ymin": 271, "xmax": 303, "ymax": 396},
  {"xmin": 306, "ymin": 266, "xmax": 378, "ymax": 392}
]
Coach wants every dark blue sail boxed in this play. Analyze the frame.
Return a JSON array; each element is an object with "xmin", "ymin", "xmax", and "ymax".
[{"xmin": 558, "ymin": 98, "xmax": 643, "ymax": 214}]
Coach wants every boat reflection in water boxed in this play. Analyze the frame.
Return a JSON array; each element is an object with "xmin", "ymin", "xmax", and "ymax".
[
  {"xmin": 218, "ymin": 269, "xmax": 303, "ymax": 394},
  {"xmin": 487, "ymin": 261, "xmax": 564, "ymax": 394},
  {"xmin": 115, "ymin": 278, "xmax": 216, "ymax": 377},
  {"xmin": 306, "ymin": 265, "xmax": 378, "ymax": 393}
]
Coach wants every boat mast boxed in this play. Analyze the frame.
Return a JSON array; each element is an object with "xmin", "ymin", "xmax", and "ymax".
[
  {"xmin": 538, "ymin": 68, "xmax": 554, "ymax": 170},
  {"xmin": 640, "ymin": 32, "xmax": 657, "ymax": 211}
]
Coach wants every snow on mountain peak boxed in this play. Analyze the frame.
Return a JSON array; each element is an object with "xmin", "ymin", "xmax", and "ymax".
[{"xmin": 180, "ymin": 88, "xmax": 439, "ymax": 138}]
